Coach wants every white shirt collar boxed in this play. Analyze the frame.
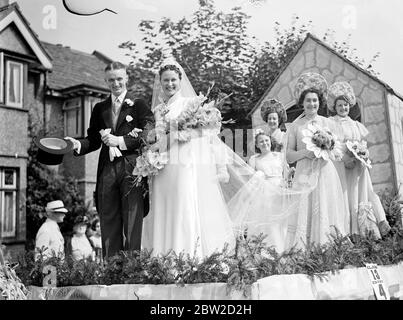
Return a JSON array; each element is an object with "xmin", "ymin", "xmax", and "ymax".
[{"xmin": 112, "ymin": 90, "xmax": 127, "ymax": 104}]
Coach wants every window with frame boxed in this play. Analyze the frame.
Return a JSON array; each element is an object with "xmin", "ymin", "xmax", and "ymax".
[
  {"xmin": 64, "ymin": 97, "xmax": 82, "ymax": 138},
  {"xmin": 0, "ymin": 168, "xmax": 18, "ymax": 239},
  {"xmin": 0, "ymin": 54, "xmax": 24, "ymax": 108},
  {"xmin": 6, "ymin": 60, "xmax": 23, "ymax": 108}
]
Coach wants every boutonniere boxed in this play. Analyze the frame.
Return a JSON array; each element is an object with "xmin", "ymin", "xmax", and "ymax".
[
  {"xmin": 126, "ymin": 115, "xmax": 133, "ymax": 122},
  {"xmin": 124, "ymin": 98, "xmax": 134, "ymax": 106}
]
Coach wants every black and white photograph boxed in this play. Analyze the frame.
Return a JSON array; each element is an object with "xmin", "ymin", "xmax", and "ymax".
[{"xmin": 0, "ymin": 0, "xmax": 403, "ymax": 305}]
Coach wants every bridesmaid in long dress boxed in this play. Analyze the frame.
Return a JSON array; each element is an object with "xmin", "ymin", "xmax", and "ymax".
[
  {"xmin": 285, "ymin": 73, "xmax": 350, "ymax": 249},
  {"xmin": 328, "ymin": 81, "xmax": 391, "ymax": 238},
  {"xmin": 247, "ymin": 130, "xmax": 288, "ymax": 251}
]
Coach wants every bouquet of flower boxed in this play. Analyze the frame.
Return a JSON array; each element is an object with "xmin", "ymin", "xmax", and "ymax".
[
  {"xmin": 127, "ymin": 124, "xmax": 168, "ymax": 187},
  {"xmin": 302, "ymin": 123, "xmax": 342, "ymax": 161},
  {"xmin": 132, "ymin": 85, "xmax": 228, "ymax": 183},
  {"xmin": 346, "ymin": 140, "xmax": 372, "ymax": 169},
  {"xmin": 131, "ymin": 148, "xmax": 168, "ymax": 187},
  {"xmin": 170, "ymin": 93, "xmax": 223, "ymax": 143}
]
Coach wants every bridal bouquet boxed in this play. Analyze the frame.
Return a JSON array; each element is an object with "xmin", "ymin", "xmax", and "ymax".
[
  {"xmin": 346, "ymin": 140, "xmax": 372, "ymax": 169},
  {"xmin": 128, "ymin": 124, "xmax": 168, "ymax": 187},
  {"xmin": 131, "ymin": 86, "xmax": 227, "ymax": 184},
  {"xmin": 170, "ymin": 94, "xmax": 223, "ymax": 143},
  {"xmin": 302, "ymin": 123, "xmax": 342, "ymax": 161},
  {"xmin": 131, "ymin": 149, "xmax": 168, "ymax": 187}
]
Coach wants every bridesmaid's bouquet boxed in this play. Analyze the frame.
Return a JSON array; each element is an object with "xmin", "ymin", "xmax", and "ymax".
[
  {"xmin": 346, "ymin": 140, "xmax": 372, "ymax": 169},
  {"xmin": 302, "ymin": 123, "xmax": 342, "ymax": 161}
]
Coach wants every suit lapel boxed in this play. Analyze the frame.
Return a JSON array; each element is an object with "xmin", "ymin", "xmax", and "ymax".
[{"xmin": 102, "ymin": 97, "xmax": 113, "ymax": 130}]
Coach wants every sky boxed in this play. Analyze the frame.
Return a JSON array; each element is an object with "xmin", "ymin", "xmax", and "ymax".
[{"xmin": 13, "ymin": 0, "xmax": 403, "ymax": 94}]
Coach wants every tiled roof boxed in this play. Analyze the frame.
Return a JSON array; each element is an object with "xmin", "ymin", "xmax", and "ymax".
[{"xmin": 42, "ymin": 41, "xmax": 112, "ymax": 91}]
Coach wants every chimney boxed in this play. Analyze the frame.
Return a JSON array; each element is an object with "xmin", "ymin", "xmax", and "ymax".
[{"xmin": 0, "ymin": 0, "xmax": 9, "ymax": 8}]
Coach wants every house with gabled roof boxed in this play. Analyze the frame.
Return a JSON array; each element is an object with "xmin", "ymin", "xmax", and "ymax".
[
  {"xmin": 0, "ymin": 1, "xmax": 52, "ymax": 254},
  {"xmin": 0, "ymin": 0, "xmax": 112, "ymax": 254},
  {"xmin": 249, "ymin": 33, "xmax": 403, "ymax": 195}
]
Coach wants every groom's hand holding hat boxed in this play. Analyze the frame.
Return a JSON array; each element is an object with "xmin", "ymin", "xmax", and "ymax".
[{"xmin": 64, "ymin": 136, "xmax": 81, "ymax": 153}]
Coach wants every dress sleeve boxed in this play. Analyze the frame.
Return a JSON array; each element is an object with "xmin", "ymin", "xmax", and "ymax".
[
  {"xmin": 154, "ymin": 105, "xmax": 167, "ymax": 138},
  {"xmin": 248, "ymin": 155, "xmax": 257, "ymax": 170}
]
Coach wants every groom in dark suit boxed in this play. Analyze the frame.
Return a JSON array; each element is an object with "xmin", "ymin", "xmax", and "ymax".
[{"xmin": 66, "ymin": 61, "xmax": 154, "ymax": 258}]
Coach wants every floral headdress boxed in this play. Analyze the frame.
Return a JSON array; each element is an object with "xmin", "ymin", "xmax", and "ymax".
[
  {"xmin": 260, "ymin": 99, "xmax": 287, "ymax": 125},
  {"xmin": 159, "ymin": 57, "xmax": 182, "ymax": 73},
  {"xmin": 294, "ymin": 72, "xmax": 328, "ymax": 103},
  {"xmin": 327, "ymin": 81, "xmax": 356, "ymax": 112}
]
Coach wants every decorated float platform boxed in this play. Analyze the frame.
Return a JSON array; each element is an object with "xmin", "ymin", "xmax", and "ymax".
[
  {"xmin": 24, "ymin": 262, "xmax": 403, "ymax": 300},
  {"xmin": 2, "ymin": 227, "xmax": 403, "ymax": 300}
]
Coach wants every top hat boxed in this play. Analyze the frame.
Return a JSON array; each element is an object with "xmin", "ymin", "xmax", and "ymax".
[{"xmin": 34, "ymin": 136, "xmax": 74, "ymax": 165}]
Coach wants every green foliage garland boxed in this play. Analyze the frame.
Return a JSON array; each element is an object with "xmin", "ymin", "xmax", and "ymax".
[{"xmin": 15, "ymin": 230, "xmax": 403, "ymax": 298}]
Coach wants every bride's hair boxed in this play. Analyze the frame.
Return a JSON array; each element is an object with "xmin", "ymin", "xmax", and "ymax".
[{"xmin": 159, "ymin": 64, "xmax": 182, "ymax": 80}]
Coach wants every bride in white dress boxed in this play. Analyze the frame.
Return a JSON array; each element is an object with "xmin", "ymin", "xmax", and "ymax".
[{"xmin": 141, "ymin": 59, "xmax": 235, "ymax": 258}]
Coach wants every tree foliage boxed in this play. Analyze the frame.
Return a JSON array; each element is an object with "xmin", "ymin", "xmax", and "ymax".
[
  {"xmin": 120, "ymin": 0, "xmax": 256, "ymax": 126},
  {"xmin": 119, "ymin": 0, "xmax": 380, "ymax": 127}
]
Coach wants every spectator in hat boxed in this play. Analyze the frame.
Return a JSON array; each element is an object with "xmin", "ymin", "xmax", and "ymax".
[
  {"xmin": 71, "ymin": 215, "xmax": 95, "ymax": 261},
  {"xmin": 35, "ymin": 200, "xmax": 68, "ymax": 261}
]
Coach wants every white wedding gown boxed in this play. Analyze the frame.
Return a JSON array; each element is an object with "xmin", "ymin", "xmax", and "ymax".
[{"xmin": 141, "ymin": 94, "xmax": 235, "ymax": 258}]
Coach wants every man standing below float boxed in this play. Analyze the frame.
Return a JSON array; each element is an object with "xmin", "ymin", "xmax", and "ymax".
[
  {"xmin": 35, "ymin": 200, "xmax": 68, "ymax": 261},
  {"xmin": 66, "ymin": 62, "xmax": 154, "ymax": 258}
]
